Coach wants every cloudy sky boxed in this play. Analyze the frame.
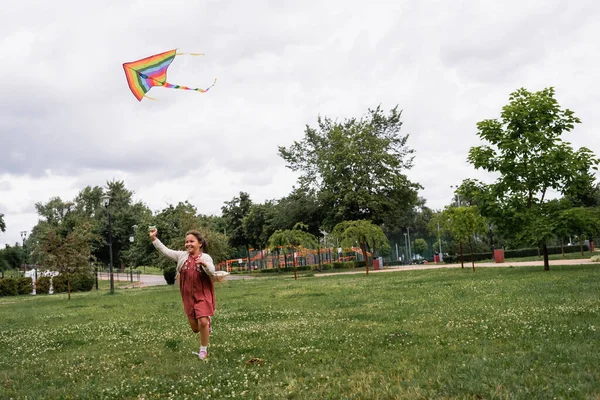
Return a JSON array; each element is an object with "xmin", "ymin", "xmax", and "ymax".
[{"xmin": 1, "ymin": 0, "xmax": 599, "ymax": 247}]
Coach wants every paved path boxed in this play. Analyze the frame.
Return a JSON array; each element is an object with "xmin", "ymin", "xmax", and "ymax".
[
  {"xmin": 98, "ymin": 272, "xmax": 254, "ymax": 287},
  {"xmin": 316, "ymin": 258, "xmax": 595, "ymax": 277}
]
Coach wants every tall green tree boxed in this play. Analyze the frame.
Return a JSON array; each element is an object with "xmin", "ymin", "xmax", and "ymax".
[
  {"xmin": 332, "ymin": 220, "xmax": 389, "ymax": 275},
  {"xmin": 440, "ymin": 206, "xmax": 488, "ymax": 270},
  {"xmin": 35, "ymin": 220, "xmax": 97, "ymax": 300},
  {"xmin": 267, "ymin": 223, "xmax": 318, "ymax": 280},
  {"xmin": 467, "ymin": 87, "xmax": 599, "ymax": 270},
  {"xmin": 0, "ymin": 213, "xmax": 5, "ymax": 233},
  {"xmin": 278, "ymin": 105, "xmax": 421, "ymax": 231},
  {"xmin": 221, "ymin": 192, "xmax": 253, "ymax": 260}
]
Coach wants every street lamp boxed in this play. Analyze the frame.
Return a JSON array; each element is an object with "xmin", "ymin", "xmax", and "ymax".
[
  {"xmin": 101, "ymin": 193, "xmax": 114, "ymax": 294},
  {"xmin": 20, "ymin": 231, "xmax": 28, "ymax": 275},
  {"xmin": 406, "ymin": 227, "xmax": 412, "ymax": 264}
]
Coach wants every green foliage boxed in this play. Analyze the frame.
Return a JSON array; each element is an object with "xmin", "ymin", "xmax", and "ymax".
[
  {"xmin": 332, "ymin": 220, "xmax": 389, "ymax": 270},
  {"xmin": 52, "ymin": 272, "xmax": 94, "ymax": 293},
  {"xmin": 35, "ymin": 276, "xmax": 51, "ymax": 294},
  {"xmin": 221, "ymin": 191, "xmax": 253, "ymax": 254},
  {"xmin": 0, "ymin": 213, "xmax": 5, "ymax": 232},
  {"xmin": 0, "ymin": 244, "xmax": 26, "ymax": 270},
  {"xmin": 467, "ymin": 87, "xmax": 600, "ymax": 270},
  {"xmin": 413, "ymin": 238, "xmax": 428, "ymax": 257},
  {"xmin": 163, "ymin": 267, "xmax": 176, "ymax": 285},
  {"xmin": 0, "ymin": 278, "xmax": 18, "ymax": 296},
  {"xmin": 278, "ymin": 105, "xmax": 421, "ymax": 230},
  {"xmin": 17, "ymin": 277, "xmax": 33, "ymax": 295}
]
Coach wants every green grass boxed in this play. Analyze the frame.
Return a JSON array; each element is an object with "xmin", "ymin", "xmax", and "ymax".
[{"xmin": 1, "ymin": 265, "xmax": 600, "ymax": 399}]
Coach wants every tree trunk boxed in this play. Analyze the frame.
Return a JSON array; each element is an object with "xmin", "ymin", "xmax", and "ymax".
[
  {"xmin": 67, "ymin": 272, "xmax": 71, "ymax": 301},
  {"xmin": 580, "ymin": 241, "xmax": 584, "ymax": 256},
  {"xmin": 292, "ymin": 248, "xmax": 297, "ymax": 280},
  {"xmin": 459, "ymin": 240, "xmax": 464, "ymax": 268},
  {"xmin": 543, "ymin": 243, "xmax": 550, "ymax": 271},
  {"xmin": 561, "ymin": 239, "xmax": 565, "ymax": 258}
]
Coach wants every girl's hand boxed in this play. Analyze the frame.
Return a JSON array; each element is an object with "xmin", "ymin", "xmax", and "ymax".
[{"xmin": 149, "ymin": 226, "xmax": 158, "ymax": 241}]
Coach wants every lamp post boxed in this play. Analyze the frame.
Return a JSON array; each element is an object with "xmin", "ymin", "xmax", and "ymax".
[
  {"xmin": 437, "ymin": 222, "xmax": 443, "ymax": 262},
  {"xmin": 406, "ymin": 227, "xmax": 412, "ymax": 264},
  {"xmin": 403, "ymin": 233, "xmax": 408, "ymax": 265},
  {"xmin": 101, "ymin": 194, "xmax": 114, "ymax": 294},
  {"xmin": 130, "ymin": 225, "xmax": 138, "ymax": 283}
]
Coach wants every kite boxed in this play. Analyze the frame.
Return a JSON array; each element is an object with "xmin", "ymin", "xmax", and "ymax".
[{"xmin": 122, "ymin": 49, "xmax": 216, "ymax": 101}]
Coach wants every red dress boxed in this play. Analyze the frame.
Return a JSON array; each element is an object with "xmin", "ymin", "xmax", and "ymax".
[{"xmin": 179, "ymin": 253, "xmax": 216, "ymax": 319}]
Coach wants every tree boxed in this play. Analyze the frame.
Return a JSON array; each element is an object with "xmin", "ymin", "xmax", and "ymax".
[
  {"xmin": 267, "ymin": 223, "xmax": 318, "ymax": 280},
  {"xmin": 440, "ymin": 206, "xmax": 488, "ymax": 270},
  {"xmin": 331, "ymin": 220, "xmax": 389, "ymax": 276},
  {"xmin": 0, "ymin": 213, "xmax": 5, "ymax": 233},
  {"xmin": 467, "ymin": 87, "xmax": 599, "ymax": 270},
  {"xmin": 278, "ymin": 105, "xmax": 421, "ymax": 230},
  {"xmin": 413, "ymin": 238, "xmax": 428, "ymax": 258},
  {"xmin": 221, "ymin": 192, "xmax": 253, "ymax": 261},
  {"xmin": 35, "ymin": 221, "xmax": 97, "ymax": 300}
]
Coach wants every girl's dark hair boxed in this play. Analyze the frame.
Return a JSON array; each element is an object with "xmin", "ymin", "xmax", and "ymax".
[{"xmin": 185, "ymin": 230, "xmax": 208, "ymax": 252}]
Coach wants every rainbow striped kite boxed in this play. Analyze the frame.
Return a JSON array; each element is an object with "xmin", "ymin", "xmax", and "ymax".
[{"xmin": 122, "ymin": 49, "xmax": 216, "ymax": 101}]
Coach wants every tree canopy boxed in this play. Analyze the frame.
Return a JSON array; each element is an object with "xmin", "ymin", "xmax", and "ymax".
[
  {"xmin": 278, "ymin": 105, "xmax": 421, "ymax": 230},
  {"xmin": 467, "ymin": 87, "xmax": 599, "ymax": 270}
]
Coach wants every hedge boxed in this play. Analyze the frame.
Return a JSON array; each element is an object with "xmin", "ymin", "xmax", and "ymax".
[
  {"xmin": 0, "ymin": 278, "xmax": 19, "ymax": 296},
  {"xmin": 52, "ymin": 272, "xmax": 95, "ymax": 293},
  {"xmin": 164, "ymin": 267, "xmax": 177, "ymax": 285},
  {"xmin": 36, "ymin": 276, "xmax": 51, "ymax": 294}
]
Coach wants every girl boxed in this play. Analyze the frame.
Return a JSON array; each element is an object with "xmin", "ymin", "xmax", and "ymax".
[{"xmin": 150, "ymin": 227, "xmax": 216, "ymax": 360}]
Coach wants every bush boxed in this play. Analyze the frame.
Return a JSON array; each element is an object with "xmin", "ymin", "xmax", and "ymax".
[
  {"xmin": 52, "ymin": 272, "xmax": 95, "ymax": 293},
  {"xmin": 18, "ymin": 277, "xmax": 33, "ymax": 295},
  {"xmin": 36, "ymin": 276, "xmax": 51, "ymax": 294},
  {"xmin": 164, "ymin": 267, "xmax": 177, "ymax": 285},
  {"xmin": 0, "ymin": 278, "xmax": 19, "ymax": 296},
  {"xmin": 71, "ymin": 273, "xmax": 95, "ymax": 292}
]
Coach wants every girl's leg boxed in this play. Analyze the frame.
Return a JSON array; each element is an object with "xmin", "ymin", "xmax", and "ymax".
[
  {"xmin": 187, "ymin": 316, "xmax": 200, "ymax": 333},
  {"xmin": 198, "ymin": 317, "xmax": 210, "ymax": 346}
]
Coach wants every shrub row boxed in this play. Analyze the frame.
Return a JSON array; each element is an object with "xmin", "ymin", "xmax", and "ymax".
[
  {"xmin": 443, "ymin": 244, "xmax": 590, "ymax": 264},
  {"xmin": 0, "ymin": 272, "xmax": 95, "ymax": 296},
  {"xmin": 0, "ymin": 277, "xmax": 33, "ymax": 296},
  {"xmin": 52, "ymin": 273, "xmax": 95, "ymax": 293}
]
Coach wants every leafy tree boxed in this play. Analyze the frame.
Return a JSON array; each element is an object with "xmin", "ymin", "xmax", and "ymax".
[
  {"xmin": 267, "ymin": 223, "xmax": 318, "ymax": 280},
  {"xmin": 331, "ymin": 220, "xmax": 389, "ymax": 275},
  {"xmin": 221, "ymin": 191, "xmax": 253, "ymax": 260},
  {"xmin": 467, "ymin": 87, "xmax": 599, "ymax": 270},
  {"xmin": 35, "ymin": 221, "xmax": 97, "ymax": 300},
  {"xmin": 439, "ymin": 206, "xmax": 488, "ymax": 270},
  {"xmin": 243, "ymin": 201, "xmax": 278, "ymax": 253},
  {"xmin": 413, "ymin": 238, "xmax": 428, "ymax": 258},
  {"xmin": 0, "ymin": 213, "xmax": 5, "ymax": 233},
  {"xmin": 271, "ymin": 188, "xmax": 323, "ymax": 236},
  {"xmin": 278, "ymin": 105, "xmax": 421, "ymax": 231}
]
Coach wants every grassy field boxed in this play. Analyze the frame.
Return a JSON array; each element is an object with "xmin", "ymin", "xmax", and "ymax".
[{"xmin": 1, "ymin": 264, "xmax": 599, "ymax": 399}]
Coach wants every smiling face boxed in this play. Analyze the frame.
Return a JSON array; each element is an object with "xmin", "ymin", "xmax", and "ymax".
[{"xmin": 185, "ymin": 234, "xmax": 202, "ymax": 255}]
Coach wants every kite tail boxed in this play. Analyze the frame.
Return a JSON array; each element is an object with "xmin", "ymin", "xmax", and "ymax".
[
  {"xmin": 161, "ymin": 77, "xmax": 217, "ymax": 93},
  {"xmin": 176, "ymin": 52, "xmax": 205, "ymax": 56}
]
